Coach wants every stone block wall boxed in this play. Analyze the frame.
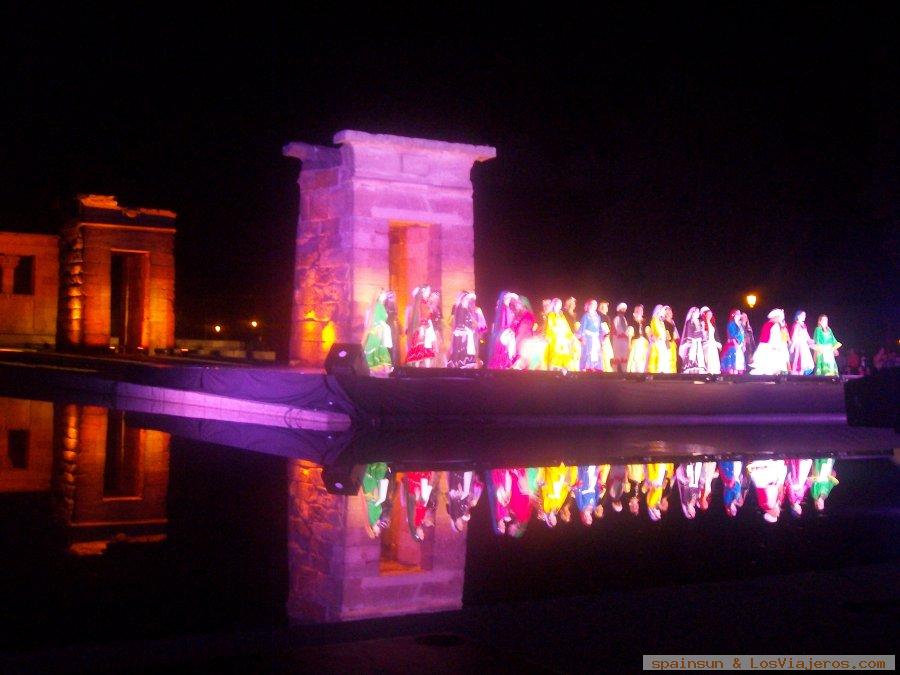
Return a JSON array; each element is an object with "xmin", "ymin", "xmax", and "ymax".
[
  {"xmin": 284, "ymin": 131, "xmax": 495, "ymax": 367},
  {"xmin": 0, "ymin": 398, "xmax": 54, "ymax": 493},
  {"xmin": 0, "ymin": 232, "xmax": 59, "ymax": 346},
  {"xmin": 287, "ymin": 461, "xmax": 468, "ymax": 623}
]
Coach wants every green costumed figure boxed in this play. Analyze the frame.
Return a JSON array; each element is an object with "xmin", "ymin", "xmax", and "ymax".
[
  {"xmin": 813, "ymin": 315, "xmax": 841, "ymax": 376},
  {"xmin": 360, "ymin": 462, "xmax": 391, "ymax": 538},
  {"xmin": 810, "ymin": 458, "xmax": 838, "ymax": 512},
  {"xmin": 363, "ymin": 293, "xmax": 394, "ymax": 375}
]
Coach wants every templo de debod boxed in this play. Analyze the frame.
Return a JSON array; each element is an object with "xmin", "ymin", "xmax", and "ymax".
[{"xmin": 284, "ymin": 130, "xmax": 496, "ymax": 367}]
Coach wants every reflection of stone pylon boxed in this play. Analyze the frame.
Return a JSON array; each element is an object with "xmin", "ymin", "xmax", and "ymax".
[{"xmin": 51, "ymin": 403, "xmax": 79, "ymax": 527}]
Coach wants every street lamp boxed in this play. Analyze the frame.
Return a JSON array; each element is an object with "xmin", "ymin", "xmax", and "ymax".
[
  {"xmin": 213, "ymin": 324, "xmax": 222, "ymax": 334},
  {"xmin": 250, "ymin": 320, "xmax": 258, "ymax": 329},
  {"xmin": 745, "ymin": 294, "xmax": 757, "ymax": 309}
]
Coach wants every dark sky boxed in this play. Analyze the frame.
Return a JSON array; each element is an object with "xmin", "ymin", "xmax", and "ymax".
[{"xmin": 2, "ymin": 7, "xmax": 897, "ymax": 353}]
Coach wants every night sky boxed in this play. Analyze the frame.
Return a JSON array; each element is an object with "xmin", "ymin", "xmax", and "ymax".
[{"xmin": 2, "ymin": 7, "xmax": 897, "ymax": 355}]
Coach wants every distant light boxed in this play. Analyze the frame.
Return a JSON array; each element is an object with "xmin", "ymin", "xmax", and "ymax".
[
  {"xmin": 250, "ymin": 320, "xmax": 258, "ymax": 329},
  {"xmin": 213, "ymin": 324, "xmax": 222, "ymax": 333},
  {"xmin": 745, "ymin": 294, "xmax": 757, "ymax": 309}
]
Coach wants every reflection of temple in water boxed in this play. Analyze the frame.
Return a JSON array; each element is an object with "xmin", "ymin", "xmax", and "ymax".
[
  {"xmin": 0, "ymin": 398, "xmax": 170, "ymax": 554},
  {"xmin": 288, "ymin": 462, "xmax": 466, "ymax": 622}
]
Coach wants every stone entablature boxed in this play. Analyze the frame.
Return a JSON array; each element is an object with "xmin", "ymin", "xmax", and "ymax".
[
  {"xmin": 0, "ymin": 232, "xmax": 59, "ymax": 346},
  {"xmin": 284, "ymin": 130, "xmax": 496, "ymax": 367}
]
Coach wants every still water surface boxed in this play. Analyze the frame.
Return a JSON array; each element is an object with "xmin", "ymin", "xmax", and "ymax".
[{"xmin": 0, "ymin": 395, "xmax": 897, "ymax": 654}]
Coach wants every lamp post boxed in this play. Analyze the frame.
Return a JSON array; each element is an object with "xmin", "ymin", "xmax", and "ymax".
[{"xmin": 745, "ymin": 294, "xmax": 757, "ymax": 309}]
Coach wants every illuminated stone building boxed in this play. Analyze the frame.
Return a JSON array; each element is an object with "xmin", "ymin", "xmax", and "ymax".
[
  {"xmin": 0, "ymin": 398, "xmax": 170, "ymax": 554},
  {"xmin": 0, "ymin": 233, "xmax": 59, "ymax": 347},
  {"xmin": 284, "ymin": 131, "xmax": 496, "ymax": 366},
  {"xmin": 0, "ymin": 195, "xmax": 177, "ymax": 353},
  {"xmin": 59, "ymin": 195, "xmax": 176, "ymax": 352}
]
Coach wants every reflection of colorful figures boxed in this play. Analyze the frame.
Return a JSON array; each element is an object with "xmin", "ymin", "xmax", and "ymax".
[
  {"xmin": 607, "ymin": 464, "xmax": 627, "ymax": 513},
  {"xmin": 487, "ymin": 468, "xmax": 534, "ymax": 537},
  {"xmin": 810, "ymin": 458, "xmax": 839, "ymax": 511},
  {"xmin": 360, "ymin": 462, "xmax": 392, "ymax": 538},
  {"xmin": 645, "ymin": 462, "xmax": 674, "ymax": 521},
  {"xmin": 675, "ymin": 462, "xmax": 702, "ymax": 519},
  {"xmin": 785, "ymin": 458, "xmax": 813, "ymax": 516},
  {"xmin": 574, "ymin": 464, "xmax": 610, "ymax": 525},
  {"xmin": 403, "ymin": 471, "xmax": 437, "ymax": 541},
  {"xmin": 537, "ymin": 464, "xmax": 577, "ymax": 527},
  {"xmin": 718, "ymin": 460, "xmax": 749, "ymax": 517},
  {"xmin": 697, "ymin": 461, "xmax": 718, "ymax": 511},
  {"xmin": 747, "ymin": 459, "xmax": 787, "ymax": 523},
  {"xmin": 625, "ymin": 464, "xmax": 646, "ymax": 516},
  {"xmin": 446, "ymin": 471, "xmax": 484, "ymax": 533}
]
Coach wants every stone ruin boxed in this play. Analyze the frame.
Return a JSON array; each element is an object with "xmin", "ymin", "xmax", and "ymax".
[{"xmin": 284, "ymin": 130, "xmax": 496, "ymax": 366}]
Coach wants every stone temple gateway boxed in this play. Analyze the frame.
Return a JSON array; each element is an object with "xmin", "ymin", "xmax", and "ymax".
[{"xmin": 284, "ymin": 130, "xmax": 496, "ymax": 367}]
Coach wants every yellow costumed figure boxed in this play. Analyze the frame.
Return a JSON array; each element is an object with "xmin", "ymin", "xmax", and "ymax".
[
  {"xmin": 537, "ymin": 463, "xmax": 577, "ymax": 527},
  {"xmin": 545, "ymin": 298, "xmax": 576, "ymax": 372},
  {"xmin": 645, "ymin": 462, "xmax": 675, "ymax": 521},
  {"xmin": 647, "ymin": 305, "xmax": 670, "ymax": 374}
]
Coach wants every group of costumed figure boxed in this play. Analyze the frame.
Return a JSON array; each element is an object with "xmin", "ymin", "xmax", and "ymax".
[
  {"xmin": 358, "ymin": 458, "xmax": 839, "ymax": 540},
  {"xmin": 359, "ymin": 465, "xmax": 484, "ymax": 540},
  {"xmin": 362, "ymin": 286, "xmax": 842, "ymax": 377},
  {"xmin": 363, "ymin": 285, "xmax": 487, "ymax": 375}
]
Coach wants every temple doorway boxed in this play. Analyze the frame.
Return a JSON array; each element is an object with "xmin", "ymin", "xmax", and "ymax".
[
  {"xmin": 110, "ymin": 252, "xmax": 147, "ymax": 351},
  {"xmin": 388, "ymin": 222, "xmax": 432, "ymax": 358}
]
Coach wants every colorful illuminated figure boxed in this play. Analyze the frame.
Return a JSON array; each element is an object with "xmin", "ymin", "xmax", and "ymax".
[
  {"xmin": 546, "ymin": 298, "xmax": 577, "ymax": 372},
  {"xmin": 626, "ymin": 304, "xmax": 650, "ymax": 373},
  {"xmin": 697, "ymin": 461, "xmax": 718, "ymax": 511},
  {"xmin": 403, "ymin": 471, "xmax": 436, "ymax": 541},
  {"xmin": 718, "ymin": 460, "xmax": 749, "ymax": 517},
  {"xmin": 537, "ymin": 463, "xmax": 577, "ymax": 527},
  {"xmin": 647, "ymin": 305, "xmax": 671, "ymax": 374},
  {"xmin": 360, "ymin": 462, "xmax": 392, "ymax": 538},
  {"xmin": 645, "ymin": 462, "xmax": 674, "ymax": 521},
  {"xmin": 447, "ymin": 291, "xmax": 487, "ymax": 369},
  {"xmin": 574, "ymin": 464, "xmax": 610, "ymax": 525},
  {"xmin": 577, "ymin": 300, "xmax": 602, "ymax": 371},
  {"xmin": 447, "ymin": 471, "xmax": 484, "ymax": 533},
  {"xmin": 700, "ymin": 307, "xmax": 721, "ymax": 375},
  {"xmin": 750, "ymin": 309, "xmax": 790, "ymax": 375},
  {"xmin": 487, "ymin": 468, "xmax": 534, "ymax": 537},
  {"xmin": 720, "ymin": 309, "xmax": 746, "ymax": 375},
  {"xmin": 488, "ymin": 291, "xmax": 519, "ymax": 369},
  {"xmin": 625, "ymin": 463, "xmax": 646, "ymax": 516},
  {"xmin": 512, "ymin": 296, "xmax": 546, "ymax": 370},
  {"xmin": 813, "ymin": 315, "xmax": 841, "ymax": 376},
  {"xmin": 363, "ymin": 292, "xmax": 394, "ymax": 375},
  {"xmin": 747, "ymin": 459, "xmax": 787, "ymax": 523},
  {"xmin": 785, "ymin": 458, "xmax": 813, "ymax": 516},
  {"xmin": 563, "ymin": 296, "xmax": 583, "ymax": 371},
  {"xmin": 675, "ymin": 462, "xmax": 702, "ymax": 519},
  {"xmin": 405, "ymin": 285, "xmax": 437, "ymax": 367},
  {"xmin": 612, "ymin": 303, "xmax": 631, "ymax": 373},
  {"xmin": 810, "ymin": 458, "xmax": 839, "ymax": 511},
  {"xmin": 598, "ymin": 300, "xmax": 615, "ymax": 372},
  {"xmin": 679, "ymin": 307, "xmax": 706, "ymax": 374},
  {"xmin": 664, "ymin": 306, "xmax": 680, "ymax": 374},
  {"xmin": 607, "ymin": 464, "xmax": 628, "ymax": 513},
  {"xmin": 789, "ymin": 311, "xmax": 815, "ymax": 375}
]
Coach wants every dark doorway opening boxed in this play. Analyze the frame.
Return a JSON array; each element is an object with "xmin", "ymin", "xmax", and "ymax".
[{"xmin": 110, "ymin": 252, "xmax": 147, "ymax": 351}]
